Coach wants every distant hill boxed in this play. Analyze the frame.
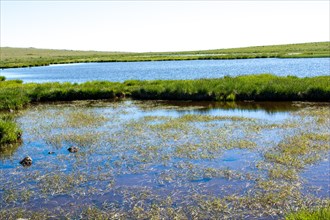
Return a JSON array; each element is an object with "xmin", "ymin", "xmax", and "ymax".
[{"xmin": 1, "ymin": 42, "xmax": 329, "ymax": 68}]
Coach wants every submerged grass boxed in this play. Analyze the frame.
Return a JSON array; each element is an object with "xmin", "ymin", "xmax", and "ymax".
[
  {"xmin": 265, "ymin": 133, "xmax": 330, "ymax": 169},
  {"xmin": 0, "ymin": 102, "xmax": 329, "ymax": 219},
  {"xmin": 65, "ymin": 110, "xmax": 108, "ymax": 128}
]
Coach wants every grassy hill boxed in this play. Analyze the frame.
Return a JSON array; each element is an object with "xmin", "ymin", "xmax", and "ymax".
[{"xmin": 1, "ymin": 42, "xmax": 329, "ymax": 68}]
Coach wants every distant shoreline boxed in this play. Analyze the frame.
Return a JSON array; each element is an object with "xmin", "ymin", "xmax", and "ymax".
[{"xmin": 1, "ymin": 42, "xmax": 329, "ymax": 69}]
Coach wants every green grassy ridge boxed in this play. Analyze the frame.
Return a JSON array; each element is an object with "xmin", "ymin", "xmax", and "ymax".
[
  {"xmin": 200, "ymin": 42, "xmax": 330, "ymax": 54},
  {"xmin": 0, "ymin": 74, "xmax": 329, "ymax": 111},
  {"xmin": 1, "ymin": 42, "xmax": 329, "ymax": 68},
  {"xmin": 0, "ymin": 80, "xmax": 124, "ymax": 110},
  {"xmin": 0, "ymin": 73, "xmax": 329, "ymax": 145},
  {"xmin": 130, "ymin": 74, "xmax": 330, "ymax": 102}
]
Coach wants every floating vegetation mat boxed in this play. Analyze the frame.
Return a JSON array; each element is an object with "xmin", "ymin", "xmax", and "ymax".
[{"xmin": 0, "ymin": 100, "xmax": 329, "ymax": 219}]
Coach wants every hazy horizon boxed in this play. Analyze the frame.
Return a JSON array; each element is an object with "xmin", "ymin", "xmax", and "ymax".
[
  {"xmin": 1, "ymin": 41, "xmax": 329, "ymax": 53},
  {"xmin": 1, "ymin": 1, "xmax": 329, "ymax": 52}
]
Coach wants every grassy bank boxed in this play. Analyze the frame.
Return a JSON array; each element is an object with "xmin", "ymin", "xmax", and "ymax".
[
  {"xmin": 1, "ymin": 74, "xmax": 329, "ymax": 111},
  {"xmin": 0, "ymin": 73, "xmax": 329, "ymax": 145},
  {"xmin": 1, "ymin": 41, "xmax": 329, "ymax": 68},
  {"xmin": 130, "ymin": 74, "xmax": 330, "ymax": 101}
]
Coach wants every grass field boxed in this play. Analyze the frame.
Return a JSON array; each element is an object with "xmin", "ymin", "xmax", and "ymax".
[{"xmin": 1, "ymin": 41, "xmax": 329, "ymax": 68}]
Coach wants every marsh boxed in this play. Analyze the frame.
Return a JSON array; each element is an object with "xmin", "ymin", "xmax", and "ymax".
[{"xmin": 1, "ymin": 100, "xmax": 329, "ymax": 219}]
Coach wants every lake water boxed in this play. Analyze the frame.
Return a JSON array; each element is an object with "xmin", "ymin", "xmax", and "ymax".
[
  {"xmin": 0, "ymin": 101, "xmax": 329, "ymax": 218},
  {"xmin": 1, "ymin": 58, "xmax": 329, "ymax": 83}
]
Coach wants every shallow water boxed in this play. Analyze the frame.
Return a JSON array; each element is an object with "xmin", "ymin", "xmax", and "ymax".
[
  {"xmin": 0, "ymin": 101, "xmax": 329, "ymax": 218},
  {"xmin": 1, "ymin": 58, "xmax": 329, "ymax": 83}
]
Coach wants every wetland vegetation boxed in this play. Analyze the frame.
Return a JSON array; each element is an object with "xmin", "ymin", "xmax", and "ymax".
[
  {"xmin": 0, "ymin": 101, "xmax": 329, "ymax": 219},
  {"xmin": 1, "ymin": 41, "xmax": 329, "ymax": 68},
  {"xmin": 0, "ymin": 73, "xmax": 329, "ymax": 158},
  {"xmin": 286, "ymin": 206, "xmax": 330, "ymax": 220},
  {"xmin": 0, "ymin": 74, "xmax": 329, "ymax": 112}
]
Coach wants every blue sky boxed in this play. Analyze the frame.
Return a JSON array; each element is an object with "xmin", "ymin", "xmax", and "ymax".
[{"xmin": 1, "ymin": 1, "xmax": 329, "ymax": 52}]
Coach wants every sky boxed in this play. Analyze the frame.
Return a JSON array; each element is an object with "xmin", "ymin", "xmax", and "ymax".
[{"xmin": 0, "ymin": 0, "xmax": 329, "ymax": 52}]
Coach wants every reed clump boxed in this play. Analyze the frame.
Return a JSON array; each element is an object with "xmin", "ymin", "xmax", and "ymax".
[{"xmin": 0, "ymin": 114, "xmax": 21, "ymax": 146}]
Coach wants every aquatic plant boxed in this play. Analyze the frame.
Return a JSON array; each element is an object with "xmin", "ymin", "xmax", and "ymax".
[
  {"xmin": 285, "ymin": 206, "xmax": 330, "ymax": 220},
  {"xmin": 0, "ymin": 114, "xmax": 22, "ymax": 158},
  {"xmin": 265, "ymin": 133, "xmax": 330, "ymax": 169},
  {"xmin": 0, "ymin": 115, "xmax": 21, "ymax": 145}
]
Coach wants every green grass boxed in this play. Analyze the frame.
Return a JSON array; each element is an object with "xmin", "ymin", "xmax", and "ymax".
[
  {"xmin": 0, "ymin": 74, "xmax": 329, "ymax": 112},
  {"xmin": 0, "ymin": 79, "xmax": 124, "ymax": 110},
  {"xmin": 1, "ymin": 41, "xmax": 329, "ymax": 68},
  {"xmin": 0, "ymin": 73, "xmax": 329, "ymax": 145},
  {"xmin": 130, "ymin": 74, "xmax": 330, "ymax": 101},
  {"xmin": 0, "ymin": 114, "xmax": 21, "ymax": 146},
  {"xmin": 286, "ymin": 207, "xmax": 330, "ymax": 220}
]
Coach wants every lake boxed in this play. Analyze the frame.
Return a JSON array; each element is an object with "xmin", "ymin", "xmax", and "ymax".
[
  {"xmin": 1, "ymin": 100, "xmax": 329, "ymax": 219},
  {"xmin": 1, "ymin": 58, "xmax": 329, "ymax": 83}
]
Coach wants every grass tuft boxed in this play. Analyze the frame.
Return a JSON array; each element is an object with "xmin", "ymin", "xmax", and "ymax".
[
  {"xmin": 285, "ymin": 206, "xmax": 330, "ymax": 220},
  {"xmin": 0, "ymin": 116, "xmax": 21, "ymax": 145}
]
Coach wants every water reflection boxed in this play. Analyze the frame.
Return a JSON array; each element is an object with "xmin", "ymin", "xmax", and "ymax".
[
  {"xmin": 0, "ymin": 142, "xmax": 22, "ymax": 159},
  {"xmin": 141, "ymin": 100, "xmax": 302, "ymax": 113},
  {"xmin": 133, "ymin": 100, "xmax": 313, "ymax": 121}
]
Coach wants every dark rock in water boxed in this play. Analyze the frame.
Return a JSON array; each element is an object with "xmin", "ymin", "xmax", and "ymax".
[
  {"xmin": 68, "ymin": 146, "xmax": 79, "ymax": 153},
  {"xmin": 20, "ymin": 156, "xmax": 32, "ymax": 167},
  {"xmin": 48, "ymin": 151, "xmax": 55, "ymax": 154}
]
